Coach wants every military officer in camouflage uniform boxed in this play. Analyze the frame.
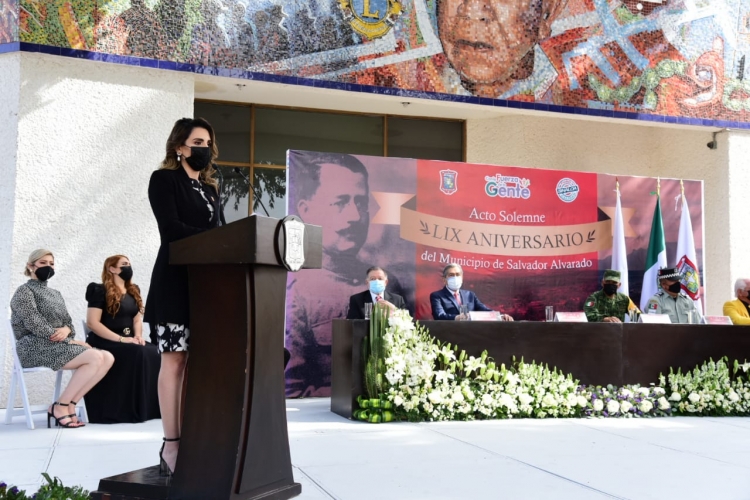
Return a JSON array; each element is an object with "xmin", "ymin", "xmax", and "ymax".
[
  {"xmin": 584, "ymin": 269, "xmax": 639, "ymax": 322},
  {"xmin": 646, "ymin": 267, "xmax": 702, "ymax": 324}
]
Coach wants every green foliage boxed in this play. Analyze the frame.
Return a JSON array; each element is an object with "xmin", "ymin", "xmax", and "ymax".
[{"xmin": 0, "ymin": 474, "xmax": 89, "ymax": 500}]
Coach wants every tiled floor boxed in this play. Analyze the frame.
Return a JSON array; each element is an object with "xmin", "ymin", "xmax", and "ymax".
[{"xmin": 2, "ymin": 399, "xmax": 750, "ymax": 499}]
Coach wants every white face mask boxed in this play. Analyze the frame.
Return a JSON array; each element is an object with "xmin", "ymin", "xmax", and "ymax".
[{"xmin": 446, "ymin": 276, "xmax": 462, "ymax": 291}]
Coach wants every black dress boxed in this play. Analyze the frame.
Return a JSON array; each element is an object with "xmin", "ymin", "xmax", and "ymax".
[
  {"xmin": 144, "ymin": 167, "xmax": 221, "ymax": 351},
  {"xmin": 85, "ymin": 283, "xmax": 161, "ymax": 424}
]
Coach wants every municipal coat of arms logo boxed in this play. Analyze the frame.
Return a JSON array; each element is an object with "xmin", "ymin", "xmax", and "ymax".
[
  {"xmin": 439, "ymin": 169, "xmax": 458, "ymax": 195},
  {"xmin": 676, "ymin": 255, "xmax": 701, "ymax": 299},
  {"xmin": 281, "ymin": 216, "xmax": 306, "ymax": 272},
  {"xmin": 338, "ymin": 0, "xmax": 403, "ymax": 39}
]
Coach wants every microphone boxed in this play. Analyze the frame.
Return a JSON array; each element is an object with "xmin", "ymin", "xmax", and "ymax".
[{"xmin": 233, "ymin": 167, "xmax": 271, "ymax": 217}]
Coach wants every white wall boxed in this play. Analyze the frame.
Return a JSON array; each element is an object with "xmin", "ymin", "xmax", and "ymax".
[
  {"xmin": 725, "ymin": 133, "xmax": 750, "ymax": 297},
  {"xmin": 0, "ymin": 53, "xmax": 194, "ymax": 407},
  {"xmin": 0, "ymin": 53, "xmax": 21, "ymax": 404},
  {"xmin": 466, "ymin": 114, "xmax": 737, "ymax": 315}
]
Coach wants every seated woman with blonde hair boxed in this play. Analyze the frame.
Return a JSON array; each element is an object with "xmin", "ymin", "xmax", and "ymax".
[
  {"xmin": 85, "ymin": 254, "xmax": 161, "ymax": 423},
  {"xmin": 10, "ymin": 249, "xmax": 114, "ymax": 428}
]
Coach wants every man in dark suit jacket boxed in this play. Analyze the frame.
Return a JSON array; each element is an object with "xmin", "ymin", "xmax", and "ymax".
[
  {"xmin": 430, "ymin": 264, "xmax": 513, "ymax": 321},
  {"xmin": 347, "ymin": 266, "xmax": 406, "ymax": 319}
]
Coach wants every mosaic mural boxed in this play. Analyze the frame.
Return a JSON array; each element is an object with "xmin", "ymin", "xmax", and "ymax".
[
  {"xmin": 6, "ymin": 0, "xmax": 750, "ymax": 121},
  {"xmin": 0, "ymin": 0, "xmax": 17, "ymax": 43}
]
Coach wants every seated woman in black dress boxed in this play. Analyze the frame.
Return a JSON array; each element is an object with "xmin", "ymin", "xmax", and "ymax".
[{"xmin": 85, "ymin": 254, "xmax": 161, "ymax": 423}]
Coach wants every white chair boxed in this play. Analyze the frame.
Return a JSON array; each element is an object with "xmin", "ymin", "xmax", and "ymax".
[{"xmin": 5, "ymin": 320, "xmax": 88, "ymax": 429}]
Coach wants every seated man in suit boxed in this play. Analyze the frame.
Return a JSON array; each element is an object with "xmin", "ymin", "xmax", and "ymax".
[
  {"xmin": 346, "ymin": 266, "xmax": 406, "ymax": 319},
  {"xmin": 723, "ymin": 278, "xmax": 750, "ymax": 325},
  {"xmin": 430, "ymin": 264, "xmax": 513, "ymax": 321}
]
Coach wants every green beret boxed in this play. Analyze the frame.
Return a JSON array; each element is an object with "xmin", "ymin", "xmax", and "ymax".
[{"xmin": 603, "ymin": 270, "xmax": 621, "ymax": 283}]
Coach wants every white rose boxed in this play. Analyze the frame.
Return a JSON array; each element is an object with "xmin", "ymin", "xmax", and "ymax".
[
  {"xmin": 607, "ymin": 400, "xmax": 620, "ymax": 414},
  {"xmin": 637, "ymin": 387, "xmax": 650, "ymax": 396},
  {"xmin": 728, "ymin": 391, "xmax": 740, "ymax": 402},
  {"xmin": 669, "ymin": 392, "xmax": 682, "ymax": 402},
  {"xmin": 658, "ymin": 397, "xmax": 670, "ymax": 410},
  {"xmin": 428, "ymin": 391, "xmax": 443, "ymax": 404},
  {"xmin": 620, "ymin": 401, "xmax": 632, "ymax": 413},
  {"xmin": 393, "ymin": 395, "xmax": 404, "ymax": 406},
  {"xmin": 518, "ymin": 393, "xmax": 534, "ymax": 406},
  {"xmin": 481, "ymin": 394, "xmax": 494, "ymax": 406},
  {"xmin": 452, "ymin": 390, "xmax": 465, "ymax": 403},
  {"xmin": 688, "ymin": 392, "xmax": 700, "ymax": 404},
  {"xmin": 542, "ymin": 394, "xmax": 557, "ymax": 408},
  {"xmin": 653, "ymin": 387, "xmax": 666, "ymax": 396},
  {"xmin": 639, "ymin": 400, "xmax": 653, "ymax": 413},
  {"xmin": 593, "ymin": 399, "xmax": 604, "ymax": 412},
  {"xmin": 621, "ymin": 389, "xmax": 633, "ymax": 398},
  {"xmin": 577, "ymin": 396, "xmax": 588, "ymax": 407}
]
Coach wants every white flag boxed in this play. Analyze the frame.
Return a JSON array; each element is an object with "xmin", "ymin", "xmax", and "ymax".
[
  {"xmin": 611, "ymin": 185, "xmax": 628, "ymax": 297},
  {"xmin": 675, "ymin": 188, "xmax": 702, "ymax": 313}
]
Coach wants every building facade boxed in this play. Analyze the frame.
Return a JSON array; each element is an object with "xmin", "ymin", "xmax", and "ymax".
[{"xmin": 2, "ymin": 0, "xmax": 750, "ymax": 405}]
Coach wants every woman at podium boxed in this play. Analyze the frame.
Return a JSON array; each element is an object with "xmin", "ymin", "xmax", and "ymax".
[
  {"xmin": 144, "ymin": 118, "xmax": 223, "ymax": 476},
  {"xmin": 84, "ymin": 255, "xmax": 161, "ymax": 423}
]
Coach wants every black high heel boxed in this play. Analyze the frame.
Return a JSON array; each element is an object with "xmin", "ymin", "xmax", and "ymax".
[
  {"xmin": 47, "ymin": 401, "xmax": 80, "ymax": 428},
  {"xmin": 159, "ymin": 437, "xmax": 180, "ymax": 477},
  {"xmin": 68, "ymin": 401, "xmax": 85, "ymax": 427}
]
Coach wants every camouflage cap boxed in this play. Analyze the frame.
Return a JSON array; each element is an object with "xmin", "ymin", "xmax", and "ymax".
[
  {"xmin": 658, "ymin": 267, "xmax": 682, "ymax": 280},
  {"xmin": 602, "ymin": 269, "xmax": 621, "ymax": 283}
]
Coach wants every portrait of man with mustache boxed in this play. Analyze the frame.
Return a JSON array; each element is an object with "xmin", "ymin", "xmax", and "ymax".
[{"xmin": 285, "ymin": 152, "xmax": 409, "ymax": 397}]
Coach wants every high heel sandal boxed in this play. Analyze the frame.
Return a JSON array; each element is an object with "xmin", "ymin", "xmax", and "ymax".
[
  {"xmin": 159, "ymin": 437, "xmax": 180, "ymax": 477},
  {"xmin": 68, "ymin": 401, "xmax": 85, "ymax": 427},
  {"xmin": 47, "ymin": 401, "xmax": 81, "ymax": 428}
]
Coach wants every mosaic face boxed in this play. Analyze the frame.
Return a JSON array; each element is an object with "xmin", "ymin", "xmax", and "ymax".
[{"xmin": 437, "ymin": 0, "xmax": 544, "ymax": 96}]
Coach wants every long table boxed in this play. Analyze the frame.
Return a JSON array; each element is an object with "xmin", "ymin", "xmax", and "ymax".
[{"xmin": 331, "ymin": 319, "xmax": 750, "ymax": 419}]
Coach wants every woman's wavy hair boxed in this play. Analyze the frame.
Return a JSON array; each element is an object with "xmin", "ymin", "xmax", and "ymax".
[
  {"xmin": 160, "ymin": 117, "xmax": 220, "ymax": 191},
  {"xmin": 102, "ymin": 255, "xmax": 144, "ymax": 317}
]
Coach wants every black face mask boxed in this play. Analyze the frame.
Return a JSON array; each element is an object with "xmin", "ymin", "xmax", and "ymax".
[
  {"xmin": 668, "ymin": 281, "xmax": 682, "ymax": 294},
  {"xmin": 603, "ymin": 283, "xmax": 618, "ymax": 296},
  {"xmin": 119, "ymin": 266, "xmax": 133, "ymax": 282},
  {"xmin": 34, "ymin": 265, "xmax": 55, "ymax": 281},
  {"xmin": 184, "ymin": 146, "xmax": 211, "ymax": 172}
]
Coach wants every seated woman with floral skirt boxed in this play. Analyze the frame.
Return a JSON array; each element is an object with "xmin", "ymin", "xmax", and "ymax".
[{"xmin": 85, "ymin": 254, "xmax": 161, "ymax": 423}]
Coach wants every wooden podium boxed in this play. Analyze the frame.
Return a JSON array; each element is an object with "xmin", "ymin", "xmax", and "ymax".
[{"xmin": 91, "ymin": 215, "xmax": 321, "ymax": 500}]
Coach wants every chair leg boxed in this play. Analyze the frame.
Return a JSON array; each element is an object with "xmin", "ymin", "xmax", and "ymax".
[
  {"xmin": 53, "ymin": 371, "xmax": 63, "ymax": 403},
  {"xmin": 76, "ymin": 398, "xmax": 89, "ymax": 424},
  {"xmin": 18, "ymin": 368, "xmax": 35, "ymax": 430},
  {"xmin": 4, "ymin": 369, "xmax": 18, "ymax": 425}
]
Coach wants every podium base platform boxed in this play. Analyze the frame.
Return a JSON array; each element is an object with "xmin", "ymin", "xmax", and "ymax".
[{"xmin": 90, "ymin": 466, "xmax": 301, "ymax": 500}]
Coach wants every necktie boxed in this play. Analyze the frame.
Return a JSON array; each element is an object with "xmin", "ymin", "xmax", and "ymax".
[
  {"xmin": 376, "ymin": 295, "xmax": 382, "ymax": 302},
  {"xmin": 454, "ymin": 291, "xmax": 461, "ymax": 305}
]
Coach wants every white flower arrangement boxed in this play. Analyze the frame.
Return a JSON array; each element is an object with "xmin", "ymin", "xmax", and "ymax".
[{"xmin": 356, "ymin": 310, "xmax": 750, "ymax": 422}]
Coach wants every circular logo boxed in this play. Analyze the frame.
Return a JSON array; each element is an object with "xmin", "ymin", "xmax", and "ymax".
[{"xmin": 556, "ymin": 178, "xmax": 579, "ymax": 203}]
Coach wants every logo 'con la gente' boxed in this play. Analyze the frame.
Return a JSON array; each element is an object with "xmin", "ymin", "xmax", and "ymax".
[{"xmin": 484, "ymin": 174, "xmax": 532, "ymax": 199}]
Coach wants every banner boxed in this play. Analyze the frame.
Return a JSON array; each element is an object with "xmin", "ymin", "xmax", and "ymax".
[{"xmin": 284, "ymin": 151, "xmax": 704, "ymax": 397}]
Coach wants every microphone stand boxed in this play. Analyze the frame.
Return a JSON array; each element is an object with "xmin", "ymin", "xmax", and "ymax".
[
  {"xmin": 213, "ymin": 164, "xmax": 227, "ymax": 226},
  {"xmin": 232, "ymin": 167, "xmax": 271, "ymax": 217}
]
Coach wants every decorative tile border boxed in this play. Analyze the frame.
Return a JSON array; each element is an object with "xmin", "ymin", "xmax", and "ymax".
[{"xmin": 2, "ymin": 42, "xmax": 748, "ymax": 130}]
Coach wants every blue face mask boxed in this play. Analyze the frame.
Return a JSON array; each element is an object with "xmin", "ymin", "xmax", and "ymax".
[{"xmin": 369, "ymin": 279, "xmax": 386, "ymax": 295}]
